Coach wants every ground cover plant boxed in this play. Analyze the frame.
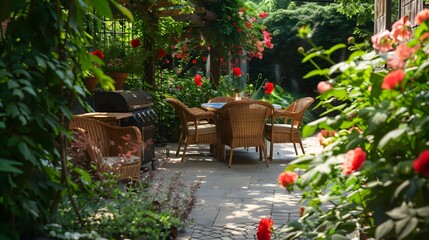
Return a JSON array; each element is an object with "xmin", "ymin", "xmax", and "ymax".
[
  {"xmin": 52, "ymin": 171, "xmax": 200, "ymax": 239},
  {"xmin": 271, "ymin": 9, "xmax": 429, "ymax": 240}
]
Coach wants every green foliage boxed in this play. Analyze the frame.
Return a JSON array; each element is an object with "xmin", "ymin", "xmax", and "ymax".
[
  {"xmin": 250, "ymin": 3, "xmax": 372, "ymax": 97},
  {"xmin": 0, "ymin": 0, "xmax": 122, "ymax": 238},
  {"xmin": 54, "ymin": 172, "xmax": 199, "ymax": 239},
  {"xmin": 280, "ymin": 15, "xmax": 429, "ymax": 240}
]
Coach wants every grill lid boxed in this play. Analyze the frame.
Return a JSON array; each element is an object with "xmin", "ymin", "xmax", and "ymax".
[{"xmin": 93, "ymin": 90, "xmax": 153, "ymax": 112}]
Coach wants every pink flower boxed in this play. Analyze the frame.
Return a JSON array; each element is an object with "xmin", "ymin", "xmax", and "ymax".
[
  {"xmin": 371, "ymin": 30, "xmax": 393, "ymax": 52},
  {"xmin": 381, "ymin": 69, "xmax": 405, "ymax": 89},
  {"xmin": 130, "ymin": 38, "xmax": 141, "ymax": 48},
  {"xmin": 415, "ymin": 9, "xmax": 429, "ymax": 25},
  {"xmin": 342, "ymin": 147, "xmax": 366, "ymax": 175},
  {"xmin": 317, "ymin": 81, "xmax": 333, "ymax": 93},
  {"xmin": 278, "ymin": 171, "xmax": 298, "ymax": 188},
  {"xmin": 386, "ymin": 54, "xmax": 406, "ymax": 69},
  {"xmin": 317, "ymin": 129, "xmax": 336, "ymax": 146},
  {"xmin": 391, "ymin": 16, "xmax": 412, "ymax": 42},
  {"xmin": 232, "ymin": 67, "xmax": 241, "ymax": 77},
  {"xmin": 259, "ymin": 12, "xmax": 267, "ymax": 19},
  {"xmin": 413, "ymin": 150, "xmax": 429, "ymax": 178},
  {"xmin": 395, "ymin": 42, "xmax": 419, "ymax": 61},
  {"xmin": 256, "ymin": 218, "xmax": 273, "ymax": 240},
  {"xmin": 194, "ymin": 74, "xmax": 202, "ymax": 87},
  {"xmin": 265, "ymin": 82, "xmax": 274, "ymax": 94}
]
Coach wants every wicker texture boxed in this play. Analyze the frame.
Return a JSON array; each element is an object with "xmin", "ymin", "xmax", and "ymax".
[
  {"xmin": 166, "ymin": 97, "xmax": 218, "ymax": 161},
  {"xmin": 218, "ymin": 100, "xmax": 274, "ymax": 168},
  {"xmin": 265, "ymin": 97, "xmax": 314, "ymax": 159},
  {"xmin": 69, "ymin": 117, "xmax": 142, "ymax": 180}
]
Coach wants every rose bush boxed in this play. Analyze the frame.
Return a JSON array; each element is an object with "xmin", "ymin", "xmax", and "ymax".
[{"xmin": 279, "ymin": 9, "xmax": 429, "ymax": 240}]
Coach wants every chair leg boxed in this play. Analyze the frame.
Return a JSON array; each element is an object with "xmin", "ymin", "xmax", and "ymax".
[
  {"xmin": 292, "ymin": 142, "xmax": 299, "ymax": 156},
  {"xmin": 299, "ymin": 139, "xmax": 305, "ymax": 155},
  {"xmin": 176, "ymin": 133, "xmax": 183, "ymax": 156},
  {"xmin": 259, "ymin": 147, "xmax": 262, "ymax": 160},
  {"xmin": 262, "ymin": 146, "xmax": 269, "ymax": 167},
  {"xmin": 269, "ymin": 140, "xmax": 274, "ymax": 161},
  {"xmin": 228, "ymin": 148, "xmax": 234, "ymax": 168},
  {"xmin": 181, "ymin": 142, "xmax": 189, "ymax": 162}
]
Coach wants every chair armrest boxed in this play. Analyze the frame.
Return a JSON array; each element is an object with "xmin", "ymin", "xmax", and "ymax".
[{"xmin": 273, "ymin": 110, "xmax": 299, "ymax": 118}]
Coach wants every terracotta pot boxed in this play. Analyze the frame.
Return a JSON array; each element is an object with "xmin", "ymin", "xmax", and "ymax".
[
  {"xmin": 83, "ymin": 77, "xmax": 98, "ymax": 92},
  {"xmin": 107, "ymin": 72, "xmax": 129, "ymax": 90}
]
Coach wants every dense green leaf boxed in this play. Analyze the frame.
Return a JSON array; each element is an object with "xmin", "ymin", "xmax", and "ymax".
[
  {"xmin": 0, "ymin": 159, "xmax": 23, "ymax": 173},
  {"xmin": 92, "ymin": 0, "xmax": 113, "ymax": 19},
  {"xmin": 375, "ymin": 219, "xmax": 394, "ymax": 240},
  {"xmin": 303, "ymin": 68, "xmax": 330, "ymax": 79},
  {"xmin": 396, "ymin": 217, "xmax": 418, "ymax": 240},
  {"xmin": 331, "ymin": 233, "xmax": 349, "ymax": 240},
  {"xmin": 378, "ymin": 128, "xmax": 406, "ymax": 149}
]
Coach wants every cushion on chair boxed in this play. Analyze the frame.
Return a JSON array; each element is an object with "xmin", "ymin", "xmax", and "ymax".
[
  {"xmin": 188, "ymin": 123, "xmax": 217, "ymax": 134},
  {"xmin": 265, "ymin": 123, "xmax": 298, "ymax": 133}
]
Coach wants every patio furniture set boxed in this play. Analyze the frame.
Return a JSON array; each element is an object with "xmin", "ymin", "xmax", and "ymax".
[
  {"xmin": 166, "ymin": 96, "xmax": 314, "ymax": 168},
  {"xmin": 67, "ymin": 96, "xmax": 313, "ymax": 181}
]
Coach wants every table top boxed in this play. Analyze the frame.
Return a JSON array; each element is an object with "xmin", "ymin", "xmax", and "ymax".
[
  {"xmin": 201, "ymin": 102, "xmax": 282, "ymax": 109},
  {"xmin": 75, "ymin": 112, "xmax": 132, "ymax": 119}
]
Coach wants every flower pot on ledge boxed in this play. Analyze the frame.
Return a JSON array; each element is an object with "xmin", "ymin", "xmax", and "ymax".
[
  {"xmin": 107, "ymin": 72, "xmax": 128, "ymax": 90},
  {"xmin": 83, "ymin": 76, "xmax": 98, "ymax": 92}
]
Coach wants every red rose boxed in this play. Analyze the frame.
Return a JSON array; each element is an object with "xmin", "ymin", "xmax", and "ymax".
[
  {"xmin": 192, "ymin": 59, "xmax": 196, "ymax": 64},
  {"xmin": 245, "ymin": 21, "xmax": 252, "ymax": 28},
  {"xmin": 413, "ymin": 150, "xmax": 429, "ymax": 178},
  {"xmin": 317, "ymin": 81, "xmax": 333, "ymax": 93},
  {"xmin": 202, "ymin": 57, "xmax": 207, "ymax": 62},
  {"xmin": 194, "ymin": 74, "xmax": 202, "ymax": 87},
  {"xmin": 264, "ymin": 82, "xmax": 274, "ymax": 94},
  {"xmin": 130, "ymin": 38, "xmax": 141, "ymax": 48},
  {"xmin": 90, "ymin": 49, "xmax": 104, "ymax": 59},
  {"xmin": 158, "ymin": 49, "xmax": 167, "ymax": 59},
  {"xmin": 278, "ymin": 171, "xmax": 298, "ymax": 188},
  {"xmin": 342, "ymin": 147, "xmax": 366, "ymax": 175},
  {"xmin": 382, "ymin": 69, "xmax": 405, "ymax": 89},
  {"xmin": 256, "ymin": 218, "xmax": 273, "ymax": 240},
  {"xmin": 259, "ymin": 12, "xmax": 267, "ymax": 19},
  {"xmin": 232, "ymin": 67, "xmax": 241, "ymax": 77}
]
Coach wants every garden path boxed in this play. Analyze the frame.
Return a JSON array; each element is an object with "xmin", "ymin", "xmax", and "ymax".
[{"xmin": 149, "ymin": 136, "xmax": 323, "ymax": 239}]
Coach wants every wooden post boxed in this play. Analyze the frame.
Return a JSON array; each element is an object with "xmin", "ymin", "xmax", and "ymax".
[{"xmin": 210, "ymin": 46, "xmax": 220, "ymax": 89}]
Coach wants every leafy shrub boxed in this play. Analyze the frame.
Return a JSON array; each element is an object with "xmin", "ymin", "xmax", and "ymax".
[
  {"xmin": 278, "ymin": 11, "xmax": 429, "ymax": 240},
  {"xmin": 53, "ymin": 171, "xmax": 200, "ymax": 239}
]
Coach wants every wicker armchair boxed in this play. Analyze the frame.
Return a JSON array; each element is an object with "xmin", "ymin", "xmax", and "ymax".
[
  {"xmin": 218, "ymin": 100, "xmax": 274, "ymax": 168},
  {"xmin": 265, "ymin": 97, "xmax": 314, "ymax": 159},
  {"xmin": 69, "ymin": 117, "xmax": 142, "ymax": 181},
  {"xmin": 166, "ymin": 97, "xmax": 218, "ymax": 161}
]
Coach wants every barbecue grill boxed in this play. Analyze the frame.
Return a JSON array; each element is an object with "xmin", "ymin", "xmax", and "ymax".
[{"xmin": 93, "ymin": 89, "xmax": 158, "ymax": 170}]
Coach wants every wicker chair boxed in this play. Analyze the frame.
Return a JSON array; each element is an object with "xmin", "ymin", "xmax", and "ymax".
[
  {"xmin": 218, "ymin": 100, "xmax": 274, "ymax": 168},
  {"xmin": 265, "ymin": 97, "xmax": 314, "ymax": 159},
  {"xmin": 166, "ymin": 97, "xmax": 218, "ymax": 161},
  {"xmin": 69, "ymin": 117, "xmax": 142, "ymax": 181}
]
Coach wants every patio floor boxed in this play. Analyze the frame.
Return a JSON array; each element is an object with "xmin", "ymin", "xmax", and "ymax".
[{"xmin": 145, "ymin": 136, "xmax": 323, "ymax": 239}]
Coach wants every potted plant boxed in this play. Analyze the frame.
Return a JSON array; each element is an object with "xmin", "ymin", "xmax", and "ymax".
[{"xmin": 95, "ymin": 38, "xmax": 147, "ymax": 89}]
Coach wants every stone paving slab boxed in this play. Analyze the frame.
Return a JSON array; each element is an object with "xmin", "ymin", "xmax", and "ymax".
[{"xmin": 148, "ymin": 137, "xmax": 322, "ymax": 240}]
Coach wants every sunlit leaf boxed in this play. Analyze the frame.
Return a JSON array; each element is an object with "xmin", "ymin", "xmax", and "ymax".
[
  {"xmin": 375, "ymin": 219, "xmax": 394, "ymax": 240},
  {"xmin": 378, "ymin": 128, "xmax": 406, "ymax": 149}
]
